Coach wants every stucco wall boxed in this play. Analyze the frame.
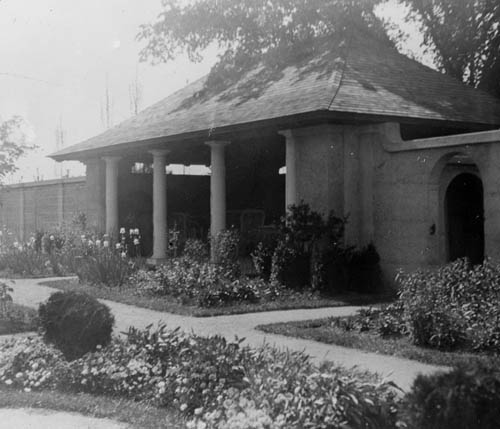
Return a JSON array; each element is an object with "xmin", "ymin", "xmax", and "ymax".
[
  {"xmin": 0, "ymin": 177, "xmax": 86, "ymax": 240},
  {"xmin": 369, "ymin": 124, "xmax": 500, "ymax": 282},
  {"xmin": 286, "ymin": 124, "xmax": 345, "ymax": 217},
  {"xmin": 289, "ymin": 122, "xmax": 500, "ymax": 286}
]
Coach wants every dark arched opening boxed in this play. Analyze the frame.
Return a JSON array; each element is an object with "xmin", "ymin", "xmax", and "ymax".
[{"xmin": 445, "ymin": 173, "xmax": 484, "ymax": 264}]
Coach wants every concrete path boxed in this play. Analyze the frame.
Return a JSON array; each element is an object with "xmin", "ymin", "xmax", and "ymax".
[
  {"xmin": 0, "ymin": 408, "xmax": 127, "ymax": 429},
  {"xmin": 9, "ymin": 277, "xmax": 448, "ymax": 392}
]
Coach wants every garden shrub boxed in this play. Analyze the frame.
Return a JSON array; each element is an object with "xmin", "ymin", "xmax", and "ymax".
[
  {"xmin": 332, "ymin": 305, "xmax": 406, "ymax": 339},
  {"xmin": 211, "ymin": 228, "xmax": 241, "ymax": 279},
  {"xmin": 131, "ymin": 259, "xmax": 285, "ymax": 308},
  {"xmin": 402, "ymin": 363, "xmax": 500, "ymax": 429},
  {"xmin": 346, "ymin": 243, "xmax": 382, "ymax": 293},
  {"xmin": 397, "ymin": 258, "xmax": 500, "ymax": 352},
  {"xmin": 271, "ymin": 203, "xmax": 327, "ymax": 288},
  {"xmin": 38, "ymin": 291, "xmax": 115, "ymax": 360},
  {"xmin": 251, "ymin": 240, "xmax": 276, "ymax": 281},
  {"xmin": 253, "ymin": 202, "xmax": 354, "ymax": 292},
  {"xmin": 183, "ymin": 238, "xmax": 209, "ymax": 261}
]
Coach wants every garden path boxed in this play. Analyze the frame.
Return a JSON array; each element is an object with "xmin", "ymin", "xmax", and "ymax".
[
  {"xmin": 9, "ymin": 277, "xmax": 448, "ymax": 392},
  {"xmin": 0, "ymin": 408, "xmax": 127, "ymax": 429}
]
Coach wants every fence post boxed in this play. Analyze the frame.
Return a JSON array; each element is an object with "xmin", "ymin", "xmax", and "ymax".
[{"xmin": 58, "ymin": 179, "xmax": 64, "ymax": 226}]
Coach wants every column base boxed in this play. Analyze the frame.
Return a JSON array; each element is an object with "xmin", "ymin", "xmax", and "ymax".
[{"xmin": 146, "ymin": 257, "xmax": 168, "ymax": 266}]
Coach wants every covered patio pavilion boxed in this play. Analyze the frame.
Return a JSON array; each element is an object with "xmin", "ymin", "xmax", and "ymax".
[
  {"xmin": 50, "ymin": 33, "xmax": 500, "ymax": 277},
  {"xmin": 84, "ymin": 129, "xmax": 287, "ymax": 261}
]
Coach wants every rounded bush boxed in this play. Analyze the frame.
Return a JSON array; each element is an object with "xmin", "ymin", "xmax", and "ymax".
[
  {"xmin": 38, "ymin": 291, "xmax": 114, "ymax": 360},
  {"xmin": 403, "ymin": 364, "xmax": 500, "ymax": 429}
]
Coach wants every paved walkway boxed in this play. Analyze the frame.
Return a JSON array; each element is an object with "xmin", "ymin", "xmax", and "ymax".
[
  {"xmin": 9, "ymin": 277, "xmax": 448, "ymax": 392},
  {"xmin": 0, "ymin": 408, "xmax": 127, "ymax": 429}
]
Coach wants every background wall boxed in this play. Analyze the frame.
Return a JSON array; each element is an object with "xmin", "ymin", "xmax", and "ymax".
[{"xmin": 0, "ymin": 177, "xmax": 86, "ymax": 240}]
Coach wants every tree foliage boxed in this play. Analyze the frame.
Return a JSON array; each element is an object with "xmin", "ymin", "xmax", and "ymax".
[
  {"xmin": 402, "ymin": 0, "xmax": 500, "ymax": 97},
  {"xmin": 0, "ymin": 116, "xmax": 34, "ymax": 181},
  {"xmin": 139, "ymin": 0, "xmax": 500, "ymax": 99},
  {"xmin": 138, "ymin": 0, "xmax": 390, "ymax": 91}
]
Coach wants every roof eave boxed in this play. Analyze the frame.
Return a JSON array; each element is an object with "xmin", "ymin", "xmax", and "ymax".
[{"xmin": 49, "ymin": 110, "xmax": 500, "ymax": 162}]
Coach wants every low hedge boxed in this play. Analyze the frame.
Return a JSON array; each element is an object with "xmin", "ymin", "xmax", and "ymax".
[{"xmin": 38, "ymin": 291, "xmax": 114, "ymax": 360}]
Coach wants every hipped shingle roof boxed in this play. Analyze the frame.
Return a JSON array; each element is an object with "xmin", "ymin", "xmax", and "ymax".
[{"xmin": 52, "ymin": 35, "xmax": 500, "ymax": 160}]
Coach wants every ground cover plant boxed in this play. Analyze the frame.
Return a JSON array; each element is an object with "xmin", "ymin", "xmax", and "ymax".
[
  {"xmin": 0, "ymin": 323, "xmax": 401, "ymax": 429},
  {"xmin": 258, "ymin": 259, "xmax": 500, "ymax": 368}
]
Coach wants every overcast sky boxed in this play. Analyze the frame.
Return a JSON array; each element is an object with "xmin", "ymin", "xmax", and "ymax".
[{"xmin": 0, "ymin": 0, "xmax": 427, "ymax": 184}]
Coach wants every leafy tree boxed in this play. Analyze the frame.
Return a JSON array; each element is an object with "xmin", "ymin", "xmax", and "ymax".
[
  {"xmin": 138, "ymin": 0, "xmax": 390, "ymax": 92},
  {"xmin": 401, "ymin": 0, "xmax": 500, "ymax": 97},
  {"xmin": 0, "ymin": 116, "xmax": 34, "ymax": 181},
  {"xmin": 139, "ymin": 0, "xmax": 500, "ymax": 99}
]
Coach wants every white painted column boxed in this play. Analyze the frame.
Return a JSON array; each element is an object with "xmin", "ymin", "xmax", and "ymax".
[
  {"xmin": 103, "ymin": 156, "xmax": 121, "ymax": 238},
  {"xmin": 279, "ymin": 130, "xmax": 298, "ymax": 210},
  {"xmin": 206, "ymin": 141, "xmax": 229, "ymax": 247},
  {"xmin": 150, "ymin": 149, "xmax": 170, "ymax": 261}
]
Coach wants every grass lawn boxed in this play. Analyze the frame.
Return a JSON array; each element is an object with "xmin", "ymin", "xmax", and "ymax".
[
  {"xmin": 39, "ymin": 278, "xmax": 388, "ymax": 317},
  {"xmin": 0, "ymin": 304, "xmax": 38, "ymax": 335},
  {"xmin": 257, "ymin": 316, "xmax": 500, "ymax": 368},
  {"xmin": 0, "ymin": 386, "xmax": 184, "ymax": 429}
]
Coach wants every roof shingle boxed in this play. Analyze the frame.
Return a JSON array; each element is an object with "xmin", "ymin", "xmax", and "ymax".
[{"xmin": 52, "ymin": 35, "xmax": 500, "ymax": 160}]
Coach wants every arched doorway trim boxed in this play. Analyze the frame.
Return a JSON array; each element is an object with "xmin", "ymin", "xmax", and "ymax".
[{"xmin": 428, "ymin": 151, "xmax": 483, "ymax": 264}]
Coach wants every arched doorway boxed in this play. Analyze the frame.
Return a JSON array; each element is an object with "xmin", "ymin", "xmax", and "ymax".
[{"xmin": 445, "ymin": 173, "xmax": 484, "ymax": 264}]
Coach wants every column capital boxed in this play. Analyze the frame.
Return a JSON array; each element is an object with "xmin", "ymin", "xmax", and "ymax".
[
  {"xmin": 84, "ymin": 157, "xmax": 103, "ymax": 166},
  {"xmin": 102, "ymin": 155, "xmax": 121, "ymax": 164},
  {"xmin": 277, "ymin": 129, "xmax": 293, "ymax": 139},
  {"xmin": 149, "ymin": 149, "xmax": 171, "ymax": 158},
  {"xmin": 205, "ymin": 140, "xmax": 230, "ymax": 149}
]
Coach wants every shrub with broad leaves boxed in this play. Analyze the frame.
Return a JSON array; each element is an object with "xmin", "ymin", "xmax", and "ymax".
[
  {"xmin": 397, "ymin": 258, "xmax": 500, "ymax": 352},
  {"xmin": 131, "ymin": 259, "xmax": 287, "ymax": 308},
  {"xmin": 403, "ymin": 363, "xmax": 500, "ymax": 429}
]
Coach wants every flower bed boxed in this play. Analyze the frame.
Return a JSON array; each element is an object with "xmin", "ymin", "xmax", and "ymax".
[
  {"xmin": 0, "ymin": 324, "xmax": 401, "ymax": 428},
  {"xmin": 258, "ymin": 259, "xmax": 500, "ymax": 367},
  {"xmin": 41, "ymin": 277, "xmax": 382, "ymax": 317}
]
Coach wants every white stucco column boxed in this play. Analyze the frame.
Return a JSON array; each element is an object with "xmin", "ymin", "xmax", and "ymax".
[
  {"xmin": 150, "ymin": 149, "xmax": 170, "ymax": 262},
  {"xmin": 206, "ymin": 141, "xmax": 230, "ymax": 248},
  {"xmin": 103, "ymin": 156, "xmax": 121, "ymax": 237},
  {"xmin": 279, "ymin": 130, "xmax": 298, "ymax": 210}
]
